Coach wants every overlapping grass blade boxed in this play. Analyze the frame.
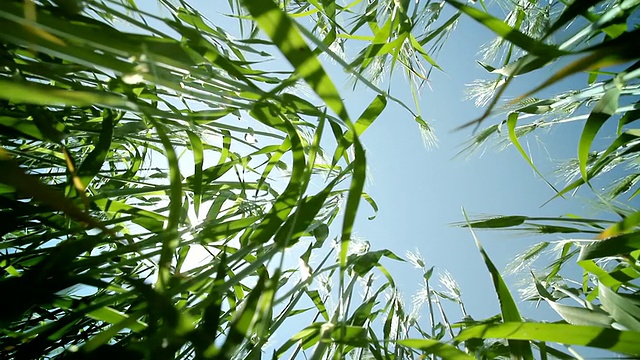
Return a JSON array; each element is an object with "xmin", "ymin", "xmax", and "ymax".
[
  {"xmin": 462, "ymin": 209, "xmax": 534, "ymax": 360},
  {"xmin": 443, "ymin": 0, "xmax": 566, "ymax": 58},
  {"xmin": 398, "ymin": 339, "xmax": 475, "ymax": 360},
  {"xmin": 455, "ymin": 322, "xmax": 640, "ymax": 356}
]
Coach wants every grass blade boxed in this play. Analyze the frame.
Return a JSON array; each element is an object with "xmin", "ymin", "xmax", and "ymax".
[
  {"xmin": 455, "ymin": 322, "xmax": 640, "ymax": 356},
  {"xmin": 462, "ymin": 208, "xmax": 534, "ymax": 360}
]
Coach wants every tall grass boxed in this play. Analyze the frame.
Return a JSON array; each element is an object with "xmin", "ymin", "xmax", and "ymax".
[{"xmin": 0, "ymin": 0, "xmax": 639, "ymax": 359}]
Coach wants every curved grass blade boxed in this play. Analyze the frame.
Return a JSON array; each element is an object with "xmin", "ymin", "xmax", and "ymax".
[
  {"xmin": 542, "ymin": 0, "xmax": 601, "ymax": 39},
  {"xmin": 580, "ymin": 260, "xmax": 640, "ymax": 290},
  {"xmin": 507, "ymin": 112, "xmax": 559, "ymax": 195},
  {"xmin": 462, "ymin": 208, "xmax": 534, "ymax": 360},
  {"xmin": 577, "ymin": 77, "xmax": 623, "ymax": 180},
  {"xmin": 398, "ymin": 339, "xmax": 475, "ymax": 360},
  {"xmin": 545, "ymin": 130, "xmax": 640, "ymax": 205},
  {"xmin": 461, "ymin": 215, "xmax": 527, "ymax": 229},
  {"xmin": 306, "ymin": 289, "xmax": 329, "ymax": 322},
  {"xmin": 241, "ymin": 0, "xmax": 348, "ymax": 121},
  {"xmin": 533, "ymin": 274, "xmax": 614, "ymax": 327},
  {"xmin": 216, "ymin": 270, "xmax": 268, "ymax": 359},
  {"xmin": 76, "ymin": 110, "xmax": 115, "ymax": 190},
  {"xmin": 148, "ymin": 118, "xmax": 183, "ymax": 291},
  {"xmin": 515, "ymin": 33, "xmax": 640, "ymax": 102},
  {"xmin": 256, "ymin": 137, "xmax": 291, "ymax": 192},
  {"xmin": 0, "ymin": 149, "xmax": 113, "ymax": 235},
  {"xmin": 244, "ymin": 103, "xmax": 306, "ymax": 246},
  {"xmin": 186, "ymin": 130, "xmax": 204, "ymax": 216},
  {"xmin": 0, "ymin": 79, "xmax": 136, "ymax": 110},
  {"xmin": 443, "ymin": 0, "xmax": 566, "ymax": 58},
  {"xmin": 361, "ymin": 192, "xmax": 378, "ymax": 220},
  {"xmin": 578, "ymin": 231, "xmax": 640, "ymax": 261},
  {"xmin": 599, "ymin": 208, "xmax": 640, "ymax": 239},
  {"xmin": 332, "ymin": 95, "xmax": 386, "ymax": 166}
]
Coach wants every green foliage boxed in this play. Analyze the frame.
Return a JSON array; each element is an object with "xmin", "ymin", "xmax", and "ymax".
[{"xmin": 0, "ymin": 0, "xmax": 639, "ymax": 359}]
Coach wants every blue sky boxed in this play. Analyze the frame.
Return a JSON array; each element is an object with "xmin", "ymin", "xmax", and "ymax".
[{"xmin": 303, "ymin": 5, "xmax": 591, "ymax": 321}]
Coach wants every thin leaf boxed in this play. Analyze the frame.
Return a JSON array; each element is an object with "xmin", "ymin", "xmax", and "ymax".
[
  {"xmin": 462, "ymin": 208, "xmax": 534, "ymax": 360},
  {"xmin": 455, "ymin": 322, "xmax": 640, "ymax": 356}
]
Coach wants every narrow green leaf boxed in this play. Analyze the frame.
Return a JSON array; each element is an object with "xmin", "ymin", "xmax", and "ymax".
[
  {"xmin": 361, "ymin": 192, "xmax": 378, "ymax": 220},
  {"xmin": 398, "ymin": 339, "xmax": 475, "ymax": 359},
  {"xmin": 306, "ymin": 290, "xmax": 329, "ymax": 322},
  {"xmin": 187, "ymin": 131, "xmax": 204, "ymax": 217},
  {"xmin": 350, "ymin": 249, "xmax": 403, "ymax": 276},
  {"xmin": 340, "ymin": 139, "xmax": 366, "ymax": 269},
  {"xmin": 455, "ymin": 322, "xmax": 640, "ymax": 356},
  {"xmin": 217, "ymin": 271, "xmax": 268, "ymax": 359},
  {"xmin": 546, "ymin": 301, "xmax": 613, "ymax": 328},
  {"xmin": 517, "ymin": 32, "xmax": 640, "ymax": 100},
  {"xmin": 245, "ymin": 103, "xmax": 306, "ymax": 247},
  {"xmin": 241, "ymin": 0, "xmax": 349, "ymax": 121},
  {"xmin": 256, "ymin": 138, "xmax": 291, "ymax": 192},
  {"xmin": 599, "ymin": 207, "xmax": 640, "ymax": 239},
  {"xmin": 578, "ymin": 78, "xmax": 623, "ymax": 180},
  {"xmin": 443, "ymin": 0, "xmax": 566, "ymax": 57},
  {"xmin": 0, "ymin": 79, "xmax": 134, "ymax": 109},
  {"xmin": 463, "ymin": 215, "xmax": 526, "ymax": 229},
  {"xmin": 580, "ymin": 260, "xmax": 640, "ymax": 290},
  {"xmin": 599, "ymin": 283, "xmax": 640, "ymax": 331},
  {"xmin": 462, "ymin": 209, "xmax": 534, "ymax": 360},
  {"xmin": 543, "ymin": 0, "xmax": 601, "ymax": 38},
  {"xmin": 148, "ymin": 118, "xmax": 182, "ymax": 290},
  {"xmin": 333, "ymin": 95, "xmax": 386, "ymax": 165},
  {"xmin": 507, "ymin": 112, "xmax": 559, "ymax": 194},
  {"xmin": 578, "ymin": 231, "xmax": 640, "ymax": 261},
  {"xmin": 87, "ymin": 307, "xmax": 147, "ymax": 332},
  {"xmin": 534, "ymin": 274, "xmax": 613, "ymax": 327}
]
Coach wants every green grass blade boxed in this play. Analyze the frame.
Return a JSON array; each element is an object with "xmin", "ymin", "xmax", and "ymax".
[
  {"xmin": 256, "ymin": 138, "xmax": 291, "ymax": 192},
  {"xmin": 516, "ymin": 34, "xmax": 640, "ymax": 100},
  {"xmin": 578, "ymin": 77, "xmax": 623, "ymax": 180},
  {"xmin": 245, "ymin": 103, "xmax": 306, "ymax": 246},
  {"xmin": 186, "ymin": 130, "xmax": 204, "ymax": 217},
  {"xmin": 599, "ymin": 283, "xmax": 640, "ymax": 331},
  {"xmin": 507, "ymin": 112, "xmax": 559, "ymax": 194},
  {"xmin": 580, "ymin": 260, "xmax": 640, "ymax": 290},
  {"xmin": 75, "ymin": 110, "xmax": 115, "ymax": 190},
  {"xmin": 543, "ymin": 0, "xmax": 601, "ymax": 39},
  {"xmin": 361, "ymin": 192, "xmax": 378, "ymax": 220},
  {"xmin": 333, "ymin": 95, "xmax": 386, "ymax": 166},
  {"xmin": 578, "ymin": 231, "xmax": 640, "ymax": 261},
  {"xmin": 398, "ymin": 339, "xmax": 475, "ymax": 360},
  {"xmin": 306, "ymin": 290, "xmax": 329, "ymax": 322},
  {"xmin": 599, "ymin": 208, "xmax": 640, "ymax": 239},
  {"xmin": 241, "ymin": 0, "xmax": 349, "ymax": 122},
  {"xmin": 0, "ymin": 151, "xmax": 112, "ymax": 235},
  {"xmin": 217, "ymin": 270, "xmax": 268, "ymax": 359},
  {"xmin": 462, "ymin": 208, "xmax": 534, "ymax": 360},
  {"xmin": 340, "ymin": 140, "xmax": 366, "ymax": 269},
  {"xmin": 148, "ymin": 118, "xmax": 183, "ymax": 290},
  {"xmin": 0, "ymin": 79, "xmax": 135, "ymax": 109},
  {"xmin": 443, "ymin": 0, "xmax": 566, "ymax": 58},
  {"xmin": 455, "ymin": 322, "xmax": 640, "ymax": 356}
]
